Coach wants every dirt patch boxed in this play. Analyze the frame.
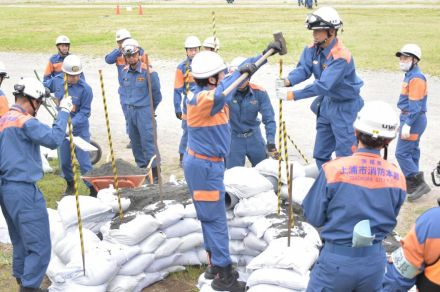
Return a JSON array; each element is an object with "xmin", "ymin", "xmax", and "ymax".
[{"xmin": 86, "ymin": 159, "xmax": 146, "ymax": 176}]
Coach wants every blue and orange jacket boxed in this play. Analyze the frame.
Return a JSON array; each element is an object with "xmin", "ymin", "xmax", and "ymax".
[
  {"xmin": 186, "ymin": 55, "xmax": 263, "ymax": 158},
  {"xmin": 43, "ymin": 53, "xmax": 85, "ymax": 87},
  {"xmin": 0, "ymin": 104, "xmax": 68, "ymax": 183},
  {"xmin": 397, "ymin": 65, "xmax": 428, "ymax": 126},
  {"xmin": 46, "ymin": 75, "xmax": 93, "ymax": 135},
  {"xmin": 174, "ymin": 57, "xmax": 198, "ymax": 117},
  {"xmin": 383, "ymin": 207, "xmax": 440, "ymax": 290},
  {"xmin": 302, "ymin": 148, "xmax": 406, "ymax": 246},
  {"xmin": 228, "ymin": 83, "xmax": 276, "ymax": 144},
  {"xmin": 0, "ymin": 89, "xmax": 8, "ymax": 117},
  {"xmin": 105, "ymin": 47, "xmax": 147, "ymax": 100},
  {"xmin": 287, "ymin": 38, "xmax": 363, "ymax": 102},
  {"xmin": 121, "ymin": 61, "xmax": 162, "ymax": 109}
]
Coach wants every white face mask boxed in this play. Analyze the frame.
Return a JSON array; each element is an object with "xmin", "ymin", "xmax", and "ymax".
[{"xmin": 399, "ymin": 62, "xmax": 412, "ymax": 72}]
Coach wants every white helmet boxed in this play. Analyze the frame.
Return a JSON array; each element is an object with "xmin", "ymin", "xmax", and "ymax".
[
  {"xmin": 55, "ymin": 35, "xmax": 70, "ymax": 45},
  {"xmin": 184, "ymin": 36, "xmax": 201, "ymax": 48},
  {"xmin": 354, "ymin": 101, "xmax": 398, "ymax": 139},
  {"xmin": 306, "ymin": 7, "xmax": 343, "ymax": 30},
  {"xmin": 203, "ymin": 36, "xmax": 221, "ymax": 51},
  {"xmin": 191, "ymin": 51, "xmax": 227, "ymax": 79},
  {"xmin": 115, "ymin": 29, "xmax": 131, "ymax": 42},
  {"xmin": 13, "ymin": 78, "xmax": 47, "ymax": 100},
  {"xmin": 62, "ymin": 55, "xmax": 83, "ymax": 75},
  {"xmin": 0, "ymin": 61, "xmax": 7, "ymax": 77},
  {"xmin": 228, "ymin": 56, "xmax": 246, "ymax": 72},
  {"xmin": 122, "ymin": 38, "xmax": 140, "ymax": 55},
  {"xmin": 396, "ymin": 44, "xmax": 421, "ymax": 60}
]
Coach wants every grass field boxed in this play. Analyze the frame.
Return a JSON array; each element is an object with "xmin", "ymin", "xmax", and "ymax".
[{"xmin": 0, "ymin": 5, "xmax": 439, "ymax": 75}]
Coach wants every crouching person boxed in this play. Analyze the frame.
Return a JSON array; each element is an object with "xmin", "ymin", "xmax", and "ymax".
[{"xmin": 0, "ymin": 78, "xmax": 73, "ymax": 291}]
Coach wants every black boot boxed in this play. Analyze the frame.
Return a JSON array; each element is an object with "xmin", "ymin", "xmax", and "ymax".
[
  {"xmin": 407, "ymin": 172, "xmax": 431, "ymax": 202},
  {"xmin": 19, "ymin": 286, "xmax": 48, "ymax": 292},
  {"xmin": 405, "ymin": 175, "xmax": 418, "ymax": 195},
  {"xmin": 152, "ymin": 167, "xmax": 159, "ymax": 184},
  {"xmin": 179, "ymin": 153, "xmax": 184, "ymax": 168},
  {"xmin": 211, "ymin": 264, "xmax": 245, "ymax": 292},
  {"xmin": 205, "ymin": 251, "xmax": 239, "ymax": 280},
  {"xmin": 64, "ymin": 180, "xmax": 75, "ymax": 196},
  {"xmin": 16, "ymin": 278, "xmax": 21, "ymax": 285},
  {"xmin": 89, "ymin": 186, "xmax": 97, "ymax": 198}
]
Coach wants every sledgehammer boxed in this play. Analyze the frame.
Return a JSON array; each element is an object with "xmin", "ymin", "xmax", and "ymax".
[{"xmin": 222, "ymin": 31, "xmax": 288, "ymax": 97}]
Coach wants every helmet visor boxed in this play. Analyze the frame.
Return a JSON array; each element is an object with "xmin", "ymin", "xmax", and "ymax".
[
  {"xmin": 306, "ymin": 13, "xmax": 335, "ymax": 30},
  {"xmin": 123, "ymin": 45, "xmax": 139, "ymax": 56}
]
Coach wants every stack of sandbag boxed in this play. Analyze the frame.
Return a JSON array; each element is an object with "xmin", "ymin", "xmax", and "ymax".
[
  {"xmin": 97, "ymin": 185, "xmax": 131, "ymax": 213},
  {"xmin": 255, "ymin": 159, "xmax": 315, "ymax": 204}
]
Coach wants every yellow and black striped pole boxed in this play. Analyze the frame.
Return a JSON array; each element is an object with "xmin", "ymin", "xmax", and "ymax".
[
  {"xmin": 282, "ymin": 121, "xmax": 290, "ymax": 203},
  {"xmin": 287, "ymin": 162, "xmax": 294, "ymax": 246},
  {"xmin": 276, "ymin": 59, "xmax": 284, "ymax": 214},
  {"xmin": 98, "ymin": 70, "xmax": 124, "ymax": 222},
  {"xmin": 211, "ymin": 11, "xmax": 217, "ymax": 51},
  {"xmin": 286, "ymin": 134, "xmax": 310, "ymax": 164},
  {"xmin": 64, "ymin": 74, "xmax": 86, "ymax": 276}
]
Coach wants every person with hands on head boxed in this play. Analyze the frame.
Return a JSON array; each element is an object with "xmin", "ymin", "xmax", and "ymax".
[
  {"xmin": 275, "ymin": 6, "xmax": 364, "ymax": 170},
  {"xmin": 173, "ymin": 36, "xmax": 201, "ymax": 167},
  {"xmin": 203, "ymin": 36, "xmax": 221, "ymax": 52},
  {"xmin": 0, "ymin": 78, "xmax": 73, "ymax": 292},
  {"xmin": 394, "ymin": 44, "xmax": 431, "ymax": 202},
  {"xmin": 226, "ymin": 56, "xmax": 277, "ymax": 169}
]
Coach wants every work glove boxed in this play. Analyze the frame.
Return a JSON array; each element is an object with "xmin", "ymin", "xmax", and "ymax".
[
  {"xmin": 176, "ymin": 112, "xmax": 182, "ymax": 120},
  {"xmin": 59, "ymin": 96, "xmax": 74, "ymax": 112},
  {"xmin": 267, "ymin": 144, "xmax": 280, "ymax": 159},
  {"xmin": 275, "ymin": 78, "xmax": 287, "ymax": 88},
  {"xmin": 401, "ymin": 124, "xmax": 411, "ymax": 139},
  {"xmin": 238, "ymin": 63, "xmax": 258, "ymax": 76},
  {"xmin": 263, "ymin": 41, "xmax": 282, "ymax": 56},
  {"xmin": 275, "ymin": 84, "xmax": 292, "ymax": 101}
]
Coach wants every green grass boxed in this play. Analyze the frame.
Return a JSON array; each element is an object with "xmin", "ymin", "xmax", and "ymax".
[{"xmin": 0, "ymin": 6, "xmax": 439, "ymax": 75}]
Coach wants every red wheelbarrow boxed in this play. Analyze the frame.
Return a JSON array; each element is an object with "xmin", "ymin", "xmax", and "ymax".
[{"xmin": 82, "ymin": 174, "xmax": 147, "ymax": 192}]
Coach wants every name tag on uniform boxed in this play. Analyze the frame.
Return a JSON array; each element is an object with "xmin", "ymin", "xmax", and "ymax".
[
  {"xmin": 137, "ymin": 77, "xmax": 145, "ymax": 82},
  {"xmin": 250, "ymin": 100, "xmax": 257, "ymax": 105}
]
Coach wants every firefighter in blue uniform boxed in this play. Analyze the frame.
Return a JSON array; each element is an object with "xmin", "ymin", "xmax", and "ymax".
[
  {"xmin": 120, "ymin": 39, "xmax": 162, "ymax": 181},
  {"xmin": 394, "ymin": 44, "xmax": 431, "ymax": 201},
  {"xmin": 276, "ymin": 6, "xmax": 364, "ymax": 169},
  {"xmin": 226, "ymin": 57, "xmax": 277, "ymax": 169},
  {"xmin": 0, "ymin": 78, "xmax": 73, "ymax": 292},
  {"xmin": 174, "ymin": 36, "xmax": 201, "ymax": 166},
  {"xmin": 302, "ymin": 101, "xmax": 406, "ymax": 291},
  {"xmin": 46, "ymin": 55, "xmax": 95, "ymax": 197},
  {"xmin": 0, "ymin": 61, "xmax": 9, "ymax": 117}
]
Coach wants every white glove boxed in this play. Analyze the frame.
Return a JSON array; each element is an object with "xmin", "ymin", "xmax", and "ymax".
[
  {"xmin": 401, "ymin": 124, "xmax": 411, "ymax": 139},
  {"xmin": 59, "ymin": 96, "xmax": 73, "ymax": 112},
  {"xmin": 276, "ymin": 87, "xmax": 289, "ymax": 100},
  {"xmin": 275, "ymin": 78, "xmax": 286, "ymax": 88}
]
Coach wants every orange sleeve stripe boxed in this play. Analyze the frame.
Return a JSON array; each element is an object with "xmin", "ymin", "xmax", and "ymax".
[
  {"xmin": 0, "ymin": 110, "xmax": 32, "ymax": 130},
  {"xmin": 423, "ymin": 238, "xmax": 440, "ymax": 266},
  {"xmin": 193, "ymin": 190, "xmax": 220, "ymax": 201},
  {"xmin": 44, "ymin": 62, "xmax": 54, "ymax": 75},
  {"xmin": 401, "ymin": 226, "xmax": 425, "ymax": 268},
  {"xmin": 174, "ymin": 69, "xmax": 184, "ymax": 88},
  {"xmin": 425, "ymin": 261, "xmax": 440, "ymax": 284},
  {"xmin": 328, "ymin": 40, "xmax": 352, "ymax": 63},
  {"xmin": 249, "ymin": 83, "xmax": 264, "ymax": 91},
  {"xmin": 408, "ymin": 78, "xmax": 427, "ymax": 101},
  {"xmin": 53, "ymin": 62, "xmax": 63, "ymax": 73},
  {"xmin": 287, "ymin": 91, "xmax": 295, "ymax": 101},
  {"xmin": 401, "ymin": 133, "xmax": 419, "ymax": 141},
  {"xmin": 0, "ymin": 96, "xmax": 9, "ymax": 117},
  {"xmin": 187, "ymin": 91, "xmax": 229, "ymax": 127}
]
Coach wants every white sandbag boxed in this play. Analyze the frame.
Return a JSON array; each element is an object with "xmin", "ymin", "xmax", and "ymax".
[
  {"xmin": 118, "ymin": 253, "xmax": 155, "ymax": 276},
  {"xmin": 243, "ymin": 232, "xmax": 268, "ymax": 252},
  {"xmin": 138, "ymin": 231, "xmax": 166, "ymax": 254},
  {"xmin": 46, "ymin": 253, "xmax": 65, "ymax": 284},
  {"xmin": 301, "ymin": 221, "xmax": 322, "ymax": 248},
  {"xmin": 98, "ymin": 241, "xmax": 141, "ymax": 266},
  {"xmin": 48, "ymin": 281, "xmax": 107, "ymax": 292},
  {"xmin": 289, "ymin": 176, "xmax": 316, "ymax": 204},
  {"xmin": 97, "ymin": 185, "xmax": 131, "ymax": 213},
  {"xmin": 248, "ymin": 217, "xmax": 272, "ymax": 238},
  {"xmin": 197, "ymin": 248, "xmax": 209, "ymax": 265},
  {"xmin": 247, "ymin": 284, "xmax": 301, "ymax": 292},
  {"xmin": 183, "ymin": 203, "xmax": 197, "ymax": 218},
  {"xmin": 47, "ymin": 208, "xmax": 64, "ymax": 246},
  {"xmin": 103, "ymin": 214, "xmax": 160, "ymax": 246},
  {"xmin": 255, "ymin": 159, "xmax": 306, "ymax": 184},
  {"xmin": 247, "ymin": 237, "xmax": 319, "ymax": 276},
  {"xmin": 151, "ymin": 202, "xmax": 185, "ymax": 228},
  {"xmin": 57, "ymin": 195, "xmax": 114, "ymax": 232},
  {"xmin": 234, "ymin": 191, "xmax": 277, "ymax": 217},
  {"xmin": 230, "ymin": 254, "xmax": 255, "ymax": 267},
  {"xmin": 144, "ymin": 253, "xmax": 182, "ymax": 273},
  {"xmin": 228, "ymin": 215, "xmax": 261, "ymax": 228},
  {"xmin": 263, "ymin": 227, "xmax": 280, "ymax": 244},
  {"xmin": 0, "ymin": 209, "xmax": 11, "ymax": 244},
  {"xmin": 178, "ymin": 233, "xmax": 204, "ymax": 252},
  {"xmin": 107, "ymin": 273, "xmax": 147, "ymax": 292},
  {"xmin": 229, "ymin": 226, "xmax": 248, "ymax": 240},
  {"xmin": 175, "ymin": 250, "xmax": 202, "ymax": 266},
  {"xmin": 41, "ymin": 146, "xmax": 58, "ymax": 160},
  {"xmin": 229, "ymin": 240, "xmax": 246, "ymax": 254},
  {"xmin": 133, "ymin": 272, "xmax": 168, "ymax": 292},
  {"xmin": 161, "ymin": 218, "xmax": 201, "ymax": 238},
  {"xmin": 304, "ymin": 161, "xmax": 319, "ymax": 179},
  {"xmin": 54, "ymin": 228, "xmax": 100, "ymax": 264},
  {"xmin": 154, "ymin": 237, "xmax": 182, "ymax": 258},
  {"xmin": 41, "ymin": 150, "xmax": 53, "ymax": 173},
  {"xmin": 246, "ymin": 268, "xmax": 309, "ymax": 290},
  {"xmin": 224, "ymin": 167, "xmax": 273, "ymax": 199}
]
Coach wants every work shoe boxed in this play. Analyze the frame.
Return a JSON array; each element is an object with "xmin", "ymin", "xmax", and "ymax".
[
  {"xmin": 64, "ymin": 180, "xmax": 75, "ymax": 196},
  {"xmin": 126, "ymin": 141, "xmax": 132, "ymax": 149},
  {"xmin": 179, "ymin": 153, "xmax": 184, "ymax": 168},
  {"xmin": 89, "ymin": 186, "xmax": 98, "ymax": 198},
  {"xmin": 19, "ymin": 286, "xmax": 48, "ymax": 292},
  {"xmin": 211, "ymin": 265, "xmax": 245, "ymax": 292},
  {"xmin": 405, "ymin": 175, "xmax": 418, "ymax": 195},
  {"xmin": 16, "ymin": 278, "xmax": 21, "ymax": 285},
  {"xmin": 407, "ymin": 172, "xmax": 431, "ymax": 202}
]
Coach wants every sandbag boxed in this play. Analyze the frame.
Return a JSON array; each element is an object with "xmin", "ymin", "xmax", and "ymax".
[
  {"xmin": 144, "ymin": 253, "xmax": 182, "ymax": 273},
  {"xmin": 48, "ymin": 281, "xmax": 107, "ymax": 292},
  {"xmin": 41, "ymin": 149, "xmax": 53, "ymax": 173},
  {"xmin": 47, "ymin": 208, "xmax": 64, "ymax": 246},
  {"xmin": 230, "ymin": 254, "xmax": 254, "ymax": 266},
  {"xmin": 247, "ymin": 284, "xmax": 301, "ymax": 292},
  {"xmin": 161, "ymin": 218, "xmax": 201, "ymax": 238},
  {"xmin": 118, "ymin": 253, "xmax": 155, "ymax": 276},
  {"xmin": 151, "ymin": 202, "xmax": 185, "ymax": 228},
  {"xmin": 138, "ymin": 231, "xmax": 166, "ymax": 254},
  {"xmin": 229, "ymin": 226, "xmax": 248, "ymax": 240},
  {"xmin": 178, "ymin": 233, "xmax": 204, "ymax": 252},
  {"xmin": 98, "ymin": 241, "xmax": 141, "ymax": 266},
  {"xmin": 0, "ymin": 209, "xmax": 11, "ymax": 244},
  {"xmin": 175, "ymin": 250, "xmax": 202, "ymax": 266},
  {"xmin": 183, "ymin": 203, "xmax": 197, "ymax": 218},
  {"xmin": 281, "ymin": 176, "xmax": 315, "ymax": 204},
  {"xmin": 224, "ymin": 167, "xmax": 273, "ymax": 199},
  {"xmin": 234, "ymin": 191, "xmax": 277, "ymax": 217},
  {"xmin": 248, "ymin": 217, "xmax": 272, "ymax": 238},
  {"xmin": 133, "ymin": 272, "xmax": 168, "ymax": 292},
  {"xmin": 154, "ymin": 237, "xmax": 182, "ymax": 258},
  {"xmin": 302, "ymin": 221, "xmax": 322, "ymax": 248},
  {"xmin": 107, "ymin": 273, "xmax": 147, "ymax": 292},
  {"xmin": 255, "ymin": 159, "xmax": 305, "ymax": 184},
  {"xmin": 162, "ymin": 266, "xmax": 186, "ymax": 273},
  {"xmin": 46, "ymin": 253, "xmax": 65, "ymax": 284},
  {"xmin": 197, "ymin": 248, "xmax": 209, "ymax": 265},
  {"xmin": 246, "ymin": 268, "xmax": 309, "ymax": 290},
  {"xmin": 54, "ymin": 228, "xmax": 100, "ymax": 264},
  {"xmin": 228, "ymin": 215, "xmax": 262, "ymax": 228},
  {"xmin": 243, "ymin": 232, "xmax": 268, "ymax": 252},
  {"xmin": 97, "ymin": 186, "xmax": 131, "ymax": 213}
]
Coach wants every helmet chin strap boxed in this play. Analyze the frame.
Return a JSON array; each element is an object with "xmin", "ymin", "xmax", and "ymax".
[{"xmin": 315, "ymin": 30, "xmax": 333, "ymax": 48}]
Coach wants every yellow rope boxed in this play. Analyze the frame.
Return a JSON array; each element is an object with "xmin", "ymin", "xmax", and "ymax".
[
  {"xmin": 98, "ymin": 70, "xmax": 124, "ymax": 222},
  {"xmin": 276, "ymin": 59, "xmax": 284, "ymax": 214},
  {"xmin": 287, "ymin": 134, "xmax": 310, "ymax": 164},
  {"xmin": 64, "ymin": 74, "xmax": 86, "ymax": 276}
]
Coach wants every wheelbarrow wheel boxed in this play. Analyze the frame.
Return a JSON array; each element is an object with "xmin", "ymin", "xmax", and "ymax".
[{"xmin": 89, "ymin": 140, "xmax": 102, "ymax": 165}]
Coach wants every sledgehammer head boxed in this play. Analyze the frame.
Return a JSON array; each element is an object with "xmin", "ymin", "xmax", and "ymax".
[{"xmin": 273, "ymin": 32, "xmax": 288, "ymax": 55}]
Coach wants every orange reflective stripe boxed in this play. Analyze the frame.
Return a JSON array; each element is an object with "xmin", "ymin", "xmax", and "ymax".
[
  {"xmin": 187, "ymin": 148, "xmax": 223, "ymax": 162},
  {"xmin": 187, "ymin": 91, "xmax": 229, "ymax": 127},
  {"xmin": 249, "ymin": 83, "xmax": 264, "ymax": 91},
  {"xmin": 174, "ymin": 69, "xmax": 184, "ymax": 89},
  {"xmin": 401, "ymin": 133, "xmax": 419, "ymax": 141},
  {"xmin": 402, "ymin": 226, "xmax": 425, "ymax": 268},
  {"xmin": 193, "ymin": 190, "xmax": 220, "ymax": 201},
  {"xmin": 408, "ymin": 78, "xmax": 427, "ymax": 101},
  {"xmin": 401, "ymin": 82, "xmax": 409, "ymax": 95},
  {"xmin": 328, "ymin": 39, "xmax": 351, "ymax": 63},
  {"xmin": 0, "ymin": 95, "xmax": 9, "ymax": 117},
  {"xmin": 0, "ymin": 109, "xmax": 32, "ymax": 131},
  {"xmin": 116, "ymin": 55, "xmax": 126, "ymax": 66},
  {"xmin": 44, "ymin": 62, "xmax": 54, "ymax": 76},
  {"xmin": 287, "ymin": 91, "xmax": 295, "ymax": 101},
  {"xmin": 53, "ymin": 62, "xmax": 63, "ymax": 73}
]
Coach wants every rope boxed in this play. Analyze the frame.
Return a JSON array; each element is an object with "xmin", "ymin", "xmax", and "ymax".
[
  {"xmin": 98, "ymin": 70, "xmax": 124, "ymax": 221},
  {"xmin": 286, "ymin": 134, "xmax": 310, "ymax": 164},
  {"xmin": 276, "ymin": 59, "xmax": 284, "ymax": 214},
  {"xmin": 64, "ymin": 74, "xmax": 86, "ymax": 276}
]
